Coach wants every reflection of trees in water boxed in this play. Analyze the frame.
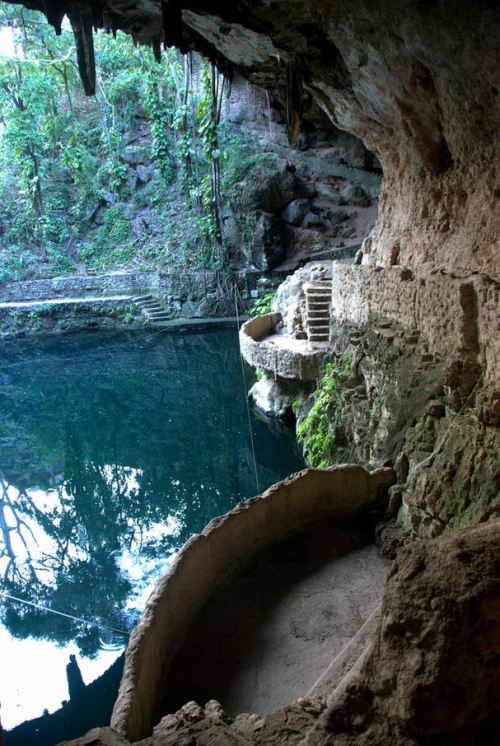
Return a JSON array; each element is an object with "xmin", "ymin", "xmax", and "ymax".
[
  {"xmin": 0, "ymin": 469, "xmax": 134, "ymax": 656},
  {"xmin": 0, "ymin": 330, "xmax": 303, "ymax": 655}
]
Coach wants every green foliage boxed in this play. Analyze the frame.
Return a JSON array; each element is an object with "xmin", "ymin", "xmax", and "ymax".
[
  {"xmin": 220, "ymin": 130, "xmax": 278, "ymax": 200},
  {"xmin": 249, "ymin": 291, "xmax": 275, "ymax": 316},
  {"xmin": 0, "ymin": 7, "xmax": 266, "ymax": 282},
  {"xmin": 80, "ymin": 206, "xmax": 134, "ymax": 270},
  {"xmin": 296, "ymin": 353, "xmax": 352, "ymax": 468}
]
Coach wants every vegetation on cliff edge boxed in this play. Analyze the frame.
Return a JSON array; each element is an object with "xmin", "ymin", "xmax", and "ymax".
[
  {"xmin": 296, "ymin": 353, "xmax": 351, "ymax": 468},
  {"xmin": 0, "ymin": 5, "xmax": 268, "ymax": 283}
]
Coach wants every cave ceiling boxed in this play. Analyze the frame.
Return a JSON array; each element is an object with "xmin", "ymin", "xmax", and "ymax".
[{"xmin": 3, "ymin": 1, "xmax": 499, "ymax": 276}]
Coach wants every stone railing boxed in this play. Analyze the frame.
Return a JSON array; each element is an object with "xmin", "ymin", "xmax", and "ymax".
[
  {"xmin": 239, "ymin": 313, "xmax": 325, "ymax": 380},
  {"xmin": 0, "ymin": 272, "xmax": 160, "ymax": 302},
  {"xmin": 0, "ymin": 270, "xmax": 289, "ymax": 303},
  {"xmin": 111, "ymin": 464, "xmax": 395, "ymax": 742}
]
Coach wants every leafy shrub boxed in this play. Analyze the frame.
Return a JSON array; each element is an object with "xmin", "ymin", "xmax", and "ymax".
[
  {"xmin": 80, "ymin": 206, "xmax": 134, "ymax": 269},
  {"xmin": 249, "ymin": 291, "xmax": 275, "ymax": 316}
]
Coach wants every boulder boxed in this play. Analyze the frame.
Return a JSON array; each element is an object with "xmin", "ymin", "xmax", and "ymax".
[
  {"xmin": 249, "ymin": 375, "xmax": 292, "ymax": 418},
  {"xmin": 344, "ymin": 184, "xmax": 371, "ymax": 207},
  {"xmin": 252, "ymin": 212, "xmax": 290, "ymax": 270},
  {"xmin": 120, "ymin": 145, "xmax": 150, "ymax": 166},
  {"xmin": 240, "ymin": 159, "xmax": 312, "ymax": 214},
  {"xmin": 135, "ymin": 164, "xmax": 153, "ymax": 183},
  {"xmin": 280, "ymin": 199, "xmax": 310, "ymax": 226},
  {"xmin": 305, "ymin": 520, "xmax": 500, "ymax": 744}
]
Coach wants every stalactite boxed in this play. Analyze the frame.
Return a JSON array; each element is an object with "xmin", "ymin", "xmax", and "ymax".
[
  {"xmin": 161, "ymin": 0, "xmax": 183, "ymax": 48},
  {"xmin": 285, "ymin": 60, "xmax": 303, "ymax": 145},
  {"xmin": 102, "ymin": 10, "xmax": 113, "ymax": 36},
  {"xmin": 67, "ymin": 2, "xmax": 96, "ymax": 96},
  {"xmin": 152, "ymin": 37, "xmax": 162, "ymax": 63},
  {"xmin": 43, "ymin": 0, "xmax": 66, "ymax": 35}
]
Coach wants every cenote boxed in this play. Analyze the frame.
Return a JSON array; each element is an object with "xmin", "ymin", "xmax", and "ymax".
[{"xmin": 0, "ymin": 326, "xmax": 304, "ymax": 742}]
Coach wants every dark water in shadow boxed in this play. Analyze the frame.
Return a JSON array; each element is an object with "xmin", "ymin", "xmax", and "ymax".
[{"xmin": 0, "ymin": 327, "xmax": 304, "ymax": 731}]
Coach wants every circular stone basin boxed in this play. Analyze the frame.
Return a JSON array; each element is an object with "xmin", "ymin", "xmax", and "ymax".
[
  {"xmin": 112, "ymin": 465, "xmax": 395, "ymax": 742},
  {"xmin": 163, "ymin": 516, "xmax": 389, "ymax": 717}
]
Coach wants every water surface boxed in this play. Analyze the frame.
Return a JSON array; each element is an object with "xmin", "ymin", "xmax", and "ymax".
[{"xmin": 0, "ymin": 327, "xmax": 304, "ymax": 730}]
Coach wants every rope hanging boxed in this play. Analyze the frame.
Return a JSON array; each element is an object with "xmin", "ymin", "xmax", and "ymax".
[
  {"xmin": 1, "ymin": 591, "xmax": 130, "ymax": 637},
  {"xmin": 233, "ymin": 288, "xmax": 261, "ymax": 496}
]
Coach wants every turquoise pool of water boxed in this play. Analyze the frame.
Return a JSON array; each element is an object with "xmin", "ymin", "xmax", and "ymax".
[{"xmin": 0, "ymin": 326, "xmax": 304, "ymax": 735}]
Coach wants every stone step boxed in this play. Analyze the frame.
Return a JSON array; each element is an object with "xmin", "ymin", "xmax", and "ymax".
[
  {"xmin": 306, "ymin": 300, "xmax": 330, "ymax": 308},
  {"xmin": 306, "ymin": 288, "xmax": 331, "ymax": 296},
  {"xmin": 133, "ymin": 294, "xmax": 154, "ymax": 302},
  {"xmin": 307, "ymin": 312, "xmax": 329, "ymax": 319},
  {"xmin": 147, "ymin": 311, "xmax": 170, "ymax": 319},
  {"xmin": 308, "ymin": 324, "xmax": 330, "ymax": 332},
  {"xmin": 307, "ymin": 320, "xmax": 330, "ymax": 328},
  {"xmin": 306, "ymin": 296, "xmax": 331, "ymax": 304},
  {"xmin": 309, "ymin": 328, "xmax": 330, "ymax": 336}
]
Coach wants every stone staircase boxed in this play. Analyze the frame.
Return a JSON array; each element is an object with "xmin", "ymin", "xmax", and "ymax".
[
  {"xmin": 132, "ymin": 294, "xmax": 170, "ymax": 324},
  {"xmin": 305, "ymin": 279, "xmax": 332, "ymax": 344}
]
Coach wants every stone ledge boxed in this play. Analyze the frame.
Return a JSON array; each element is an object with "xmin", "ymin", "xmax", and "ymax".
[{"xmin": 239, "ymin": 313, "xmax": 327, "ymax": 381}]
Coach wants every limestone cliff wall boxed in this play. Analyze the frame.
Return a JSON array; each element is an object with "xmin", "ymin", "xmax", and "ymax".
[
  {"xmin": 184, "ymin": 0, "xmax": 500, "ymax": 277},
  {"xmin": 306, "ymin": 1, "xmax": 500, "ymax": 278},
  {"xmin": 330, "ymin": 264, "xmax": 499, "ymax": 388}
]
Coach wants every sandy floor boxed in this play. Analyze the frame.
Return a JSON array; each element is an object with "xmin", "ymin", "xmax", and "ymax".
[{"xmin": 163, "ymin": 518, "xmax": 390, "ymax": 716}]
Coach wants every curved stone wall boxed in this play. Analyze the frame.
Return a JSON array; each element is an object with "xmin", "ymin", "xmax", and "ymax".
[
  {"xmin": 239, "ymin": 313, "xmax": 325, "ymax": 381},
  {"xmin": 111, "ymin": 464, "xmax": 395, "ymax": 741}
]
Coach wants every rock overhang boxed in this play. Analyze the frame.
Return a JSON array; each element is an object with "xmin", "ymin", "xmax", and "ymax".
[{"xmin": 3, "ymin": 0, "xmax": 499, "ymax": 278}]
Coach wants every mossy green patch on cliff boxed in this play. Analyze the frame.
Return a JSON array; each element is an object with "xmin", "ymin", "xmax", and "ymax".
[{"xmin": 296, "ymin": 352, "xmax": 351, "ymax": 468}]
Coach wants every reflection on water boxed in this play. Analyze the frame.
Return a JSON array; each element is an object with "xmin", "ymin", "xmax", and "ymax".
[{"xmin": 0, "ymin": 327, "xmax": 304, "ymax": 726}]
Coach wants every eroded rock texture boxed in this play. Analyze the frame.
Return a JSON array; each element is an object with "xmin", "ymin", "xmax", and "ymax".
[
  {"xmin": 201, "ymin": 0, "xmax": 500, "ymax": 276},
  {"xmin": 305, "ymin": 520, "xmax": 500, "ymax": 745}
]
